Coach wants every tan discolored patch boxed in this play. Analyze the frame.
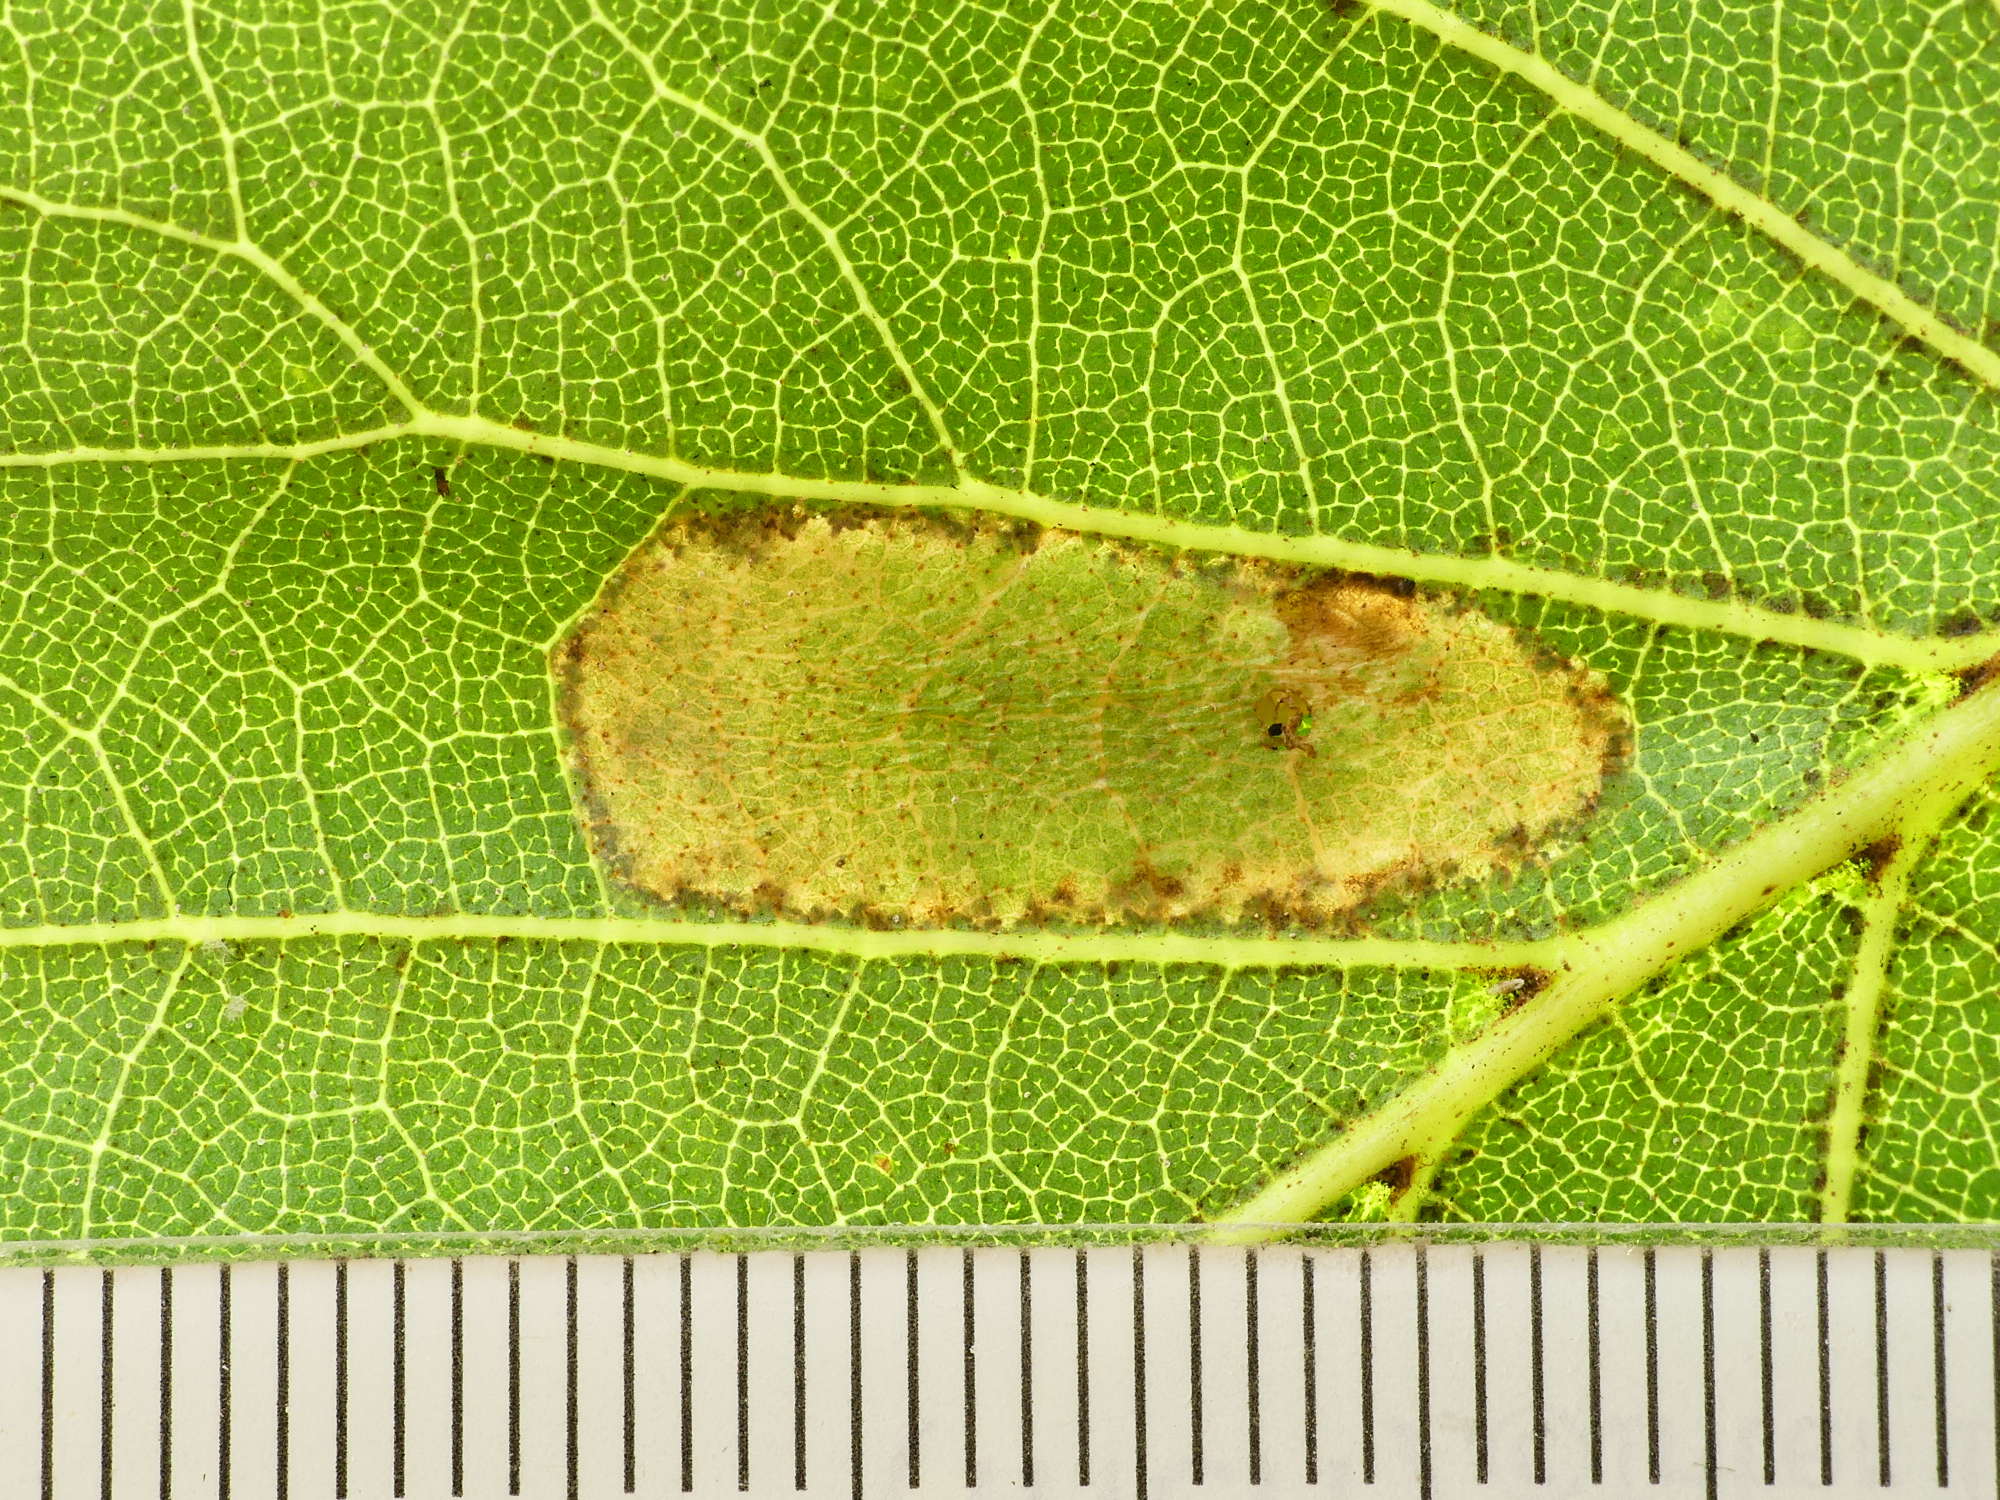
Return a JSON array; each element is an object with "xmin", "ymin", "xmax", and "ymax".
[{"xmin": 556, "ymin": 508, "xmax": 1626, "ymax": 928}]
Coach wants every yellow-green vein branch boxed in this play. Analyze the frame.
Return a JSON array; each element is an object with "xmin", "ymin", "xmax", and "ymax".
[
  {"xmin": 413, "ymin": 412, "xmax": 2000, "ymax": 676},
  {"xmin": 4, "ymin": 190, "xmax": 1998, "ymax": 676},
  {"xmin": 1209, "ymin": 673, "xmax": 2000, "ymax": 1236},
  {"xmin": 580, "ymin": 0, "xmax": 966, "ymax": 479},
  {"xmin": 0, "ymin": 426, "xmax": 411, "ymax": 467},
  {"xmin": 1383, "ymin": 1150, "xmax": 1449, "ymax": 1223},
  {"xmin": 77, "ymin": 945, "xmax": 192, "ymax": 1239},
  {"xmin": 5, "ymin": 408, "xmax": 1994, "ymax": 672},
  {"xmin": 0, "ymin": 186, "xmax": 423, "ymax": 415},
  {"xmin": 1817, "ymin": 793, "xmax": 1959, "ymax": 1223},
  {"xmin": 0, "ymin": 910, "xmax": 1553, "ymax": 972},
  {"xmin": 1364, "ymin": 0, "xmax": 2000, "ymax": 395}
]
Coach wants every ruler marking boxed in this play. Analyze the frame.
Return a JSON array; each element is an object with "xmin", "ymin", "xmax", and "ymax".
[
  {"xmin": 1248, "ymin": 1248, "xmax": 1263, "ymax": 1487},
  {"xmin": 1133, "ymin": 1246, "xmax": 1149, "ymax": 1500},
  {"xmin": 1818, "ymin": 1248, "xmax": 1833, "ymax": 1487},
  {"xmin": 963, "ymin": 1248, "xmax": 978, "ymax": 1487},
  {"xmin": 335, "ymin": 1261, "xmax": 349, "ymax": 1500},
  {"xmin": 788, "ymin": 1256, "xmax": 804, "ymax": 1496},
  {"xmin": 100, "ymin": 1269, "xmax": 113, "ymax": 1500},
  {"xmin": 905, "ymin": 1252, "xmax": 919, "ymax": 1489},
  {"xmin": 737, "ymin": 1254, "xmax": 750, "ymax": 1492},
  {"xmin": 1587, "ymin": 1247, "xmax": 1602, "ymax": 1486},
  {"xmin": 41, "ymin": 1246, "xmax": 2000, "ymax": 1500},
  {"xmin": 1360, "ymin": 1248, "xmax": 1374, "ymax": 1486},
  {"xmin": 679, "ymin": 1254, "xmax": 693, "ymax": 1494},
  {"xmin": 1531, "ymin": 1243, "xmax": 1546, "ymax": 1486},
  {"xmin": 676, "ymin": 1256, "xmax": 692, "ymax": 1496},
  {"xmin": 40, "ymin": 1270, "xmax": 52, "ymax": 1500},
  {"xmin": 1302, "ymin": 1255, "xmax": 1318, "ymax": 1488},
  {"xmin": 218, "ymin": 1266, "xmax": 231, "ymax": 1500},
  {"xmin": 794, "ymin": 1255, "xmax": 808, "ymax": 1493},
  {"xmin": 1759, "ymin": 1248, "xmax": 1774, "ymax": 1487},
  {"xmin": 393, "ymin": 1260, "xmax": 407, "ymax": 1499},
  {"xmin": 1189, "ymin": 1247, "xmax": 1204, "ymax": 1486},
  {"xmin": 625, "ymin": 1256, "xmax": 638, "ymax": 1496},
  {"xmin": 1933, "ymin": 1251, "xmax": 1949, "ymax": 1490},
  {"xmin": 1076, "ymin": 1251, "xmax": 1091, "ymax": 1488},
  {"xmin": 1644, "ymin": 1248, "xmax": 1659, "ymax": 1486},
  {"xmin": 1018, "ymin": 1251, "xmax": 1034, "ymax": 1490},
  {"xmin": 158, "ymin": 1268, "xmax": 172, "ymax": 1500},
  {"xmin": 1703, "ymin": 1250, "xmax": 1717, "ymax": 1500},
  {"xmin": 450, "ymin": 1259, "xmax": 464, "ymax": 1498},
  {"xmin": 567, "ymin": 1257, "xmax": 581, "ymax": 1500},
  {"xmin": 1473, "ymin": 1251, "xmax": 1488, "ymax": 1485},
  {"xmin": 276, "ymin": 1262, "xmax": 290, "ymax": 1500},
  {"xmin": 1416, "ymin": 1245, "xmax": 1431, "ymax": 1500},
  {"xmin": 507, "ymin": 1259, "xmax": 521, "ymax": 1498},
  {"xmin": 1989, "ymin": 1253, "xmax": 1998, "ymax": 1500},
  {"xmin": 848, "ymin": 1253, "xmax": 862, "ymax": 1500},
  {"xmin": 1879, "ymin": 1248, "xmax": 1892, "ymax": 1487}
]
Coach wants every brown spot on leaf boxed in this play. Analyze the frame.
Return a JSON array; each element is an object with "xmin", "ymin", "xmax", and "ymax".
[
  {"xmin": 1853, "ymin": 835, "xmax": 1902, "ymax": 886},
  {"xmin": 1954, "ymin": 650, "xmax": 2000, "ymax": 699},
  {"xmin": 1374, "ymin": 1156, "xmax": 1418, "ymax": 1195},
  {"xmin": 1484, "ymin": 966, "xmax": 1550, "ymax": 1012}
]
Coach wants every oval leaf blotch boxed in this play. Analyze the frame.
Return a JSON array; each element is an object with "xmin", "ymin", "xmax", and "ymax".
[{"xmin": 558, "ymin": 510, "xmax": 1624, "ymax": 927}]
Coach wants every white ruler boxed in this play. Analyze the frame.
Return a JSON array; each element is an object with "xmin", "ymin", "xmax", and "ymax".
[{"xmin": 0, "ymin": 1243, "xmax": 1993, "ymax": 1498}]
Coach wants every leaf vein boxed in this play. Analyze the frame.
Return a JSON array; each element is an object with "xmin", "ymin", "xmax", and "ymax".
[{"xmin": 1362, "ymin": 0, "xmax": 2000, "ymax": 393}]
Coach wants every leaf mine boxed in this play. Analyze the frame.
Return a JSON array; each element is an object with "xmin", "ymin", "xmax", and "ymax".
[{"xmin": 557, "ymin": 508, "xmax": 1627, "ymax": 928}]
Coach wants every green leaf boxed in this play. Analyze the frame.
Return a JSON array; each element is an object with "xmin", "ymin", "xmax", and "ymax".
[{"xmin": 4, "ymin": 0, "xmax": 1999, "ymax": 1250}]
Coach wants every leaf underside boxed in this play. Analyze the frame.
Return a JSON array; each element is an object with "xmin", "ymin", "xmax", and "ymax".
[{"xmin": 3, "ymin": 0, "xmax": 2000, "ymax": 1250}]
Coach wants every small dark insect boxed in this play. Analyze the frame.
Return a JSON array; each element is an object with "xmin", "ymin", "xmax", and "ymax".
[
  {"xmin": 1253, "ymin": 685, "xmax": 1317, "ymax": 755},
  {"xmin": 433, "ymin": 465, "xmax": 451, "ymax": 497}
]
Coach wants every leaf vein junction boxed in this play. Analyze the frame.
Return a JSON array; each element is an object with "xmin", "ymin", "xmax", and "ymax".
[{"xmin": 0, "ymin": 396, "xmax": 1989, "ymax": 672}]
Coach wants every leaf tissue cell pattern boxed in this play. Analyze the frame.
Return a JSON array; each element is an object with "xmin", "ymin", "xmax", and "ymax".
[
  {"xmin": 559, "ymin": 508, "xmax": 1622, "ymax": 927},
  {"xmin": 3, "ymin": 0, "xmax": 2000, "ymax": 1246},
  {"xmin": 0, "ymin": 938, "xmax": 1460, "ymax": 1235}
]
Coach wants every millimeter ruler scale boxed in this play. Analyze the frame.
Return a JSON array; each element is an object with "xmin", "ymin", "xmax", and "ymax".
[{"xmin": 1, "ymin": 1242, "xmax": 1995, "ymax": 1498}]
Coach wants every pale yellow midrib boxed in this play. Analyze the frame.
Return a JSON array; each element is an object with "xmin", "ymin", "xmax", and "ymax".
[
  {"xmin": 1210, "ymin": 674, "xmax": 2000, "ymax": 1232},
  {"xmin": 0, "ymin": 910, "xmax": 1555, "ymax": 970}
]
